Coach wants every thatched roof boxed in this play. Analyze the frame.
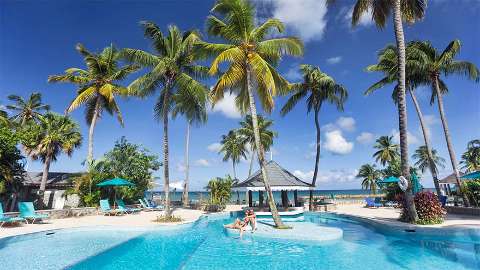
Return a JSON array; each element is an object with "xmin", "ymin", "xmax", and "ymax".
[
  {"xmin": 20, "ymin": 172, "xmax": 79, "ymax": 188},
  {"xmin": 438, "ymin": 172, "xmax": 465, "ymax": 184}
]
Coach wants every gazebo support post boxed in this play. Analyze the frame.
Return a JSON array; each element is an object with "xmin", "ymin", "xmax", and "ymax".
[
  {"xmin": 294, "ymin": 190, "xmax": 298, "ymax": 207},
  {"xmin": 281, "ymin": 190, "xmax": 288, "ymax": 208},
  {"xmin": 248, "ymin": 190, "xmax": 253, "ymax": 207},
  {"xmin": 259, "ymin": 191, "xmax": 264, "ymax": 209}
]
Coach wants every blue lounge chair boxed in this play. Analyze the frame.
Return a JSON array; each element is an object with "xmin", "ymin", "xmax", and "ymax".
[
  {"xmin": 116, "ymin": 199, "xmax": 141, "ymax": 214},
  {"xmin": 18, "ymin": 202, "xmax": 49, "ymax": 224},
  {"xmin": 365, "ymin": 198, "xmax": 382, "ymax": 208},
  {"xmin": 99, "ymin": 199, "xmax": 125, "ymax": 216},
  {"xmin": 144, "ymin": 198, "xmax": 164, "ymax": 210},
  {"xmin": 0, "ymin": 203, "xmax": 25, "ymax": 227},
  {"xmin": 139, "ymin": 199, "xmax": 162, "ymax": 211}
]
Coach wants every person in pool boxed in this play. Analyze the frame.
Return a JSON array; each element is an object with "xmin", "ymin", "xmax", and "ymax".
[
  {"xmin": 244, "ymin": 209, "xmax": 257, "ymax": 231},
  {"xmin": 224, "ymin": 218, "xmax": 247, "ymax": 237}
]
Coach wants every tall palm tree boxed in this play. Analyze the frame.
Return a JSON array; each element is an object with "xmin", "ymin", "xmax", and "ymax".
[
  {"xmin": 237, "ymin": 115, "xmax": 277, "ymax": 177},
  {"xmin": 365, "ymin": 43, "xmax": 445, "ymax": 196},
  {"xmin": 7, "ymin": 92, "xmax": 50, "ymax": 125},
  {"xmin": 220, "ymin": 130, "xmax": 247, "ymax": 179},
  {"xmin": 409, "ymin": 40, "xmax": 479, "ymax": 206},
  {"xmin": 352, "ymin": 0, "xmax": 426, "ymax": 223},
  {"xmin": 357, "ymin": 164, "xmax": 383, "ymax": 195},
  {"xmin": 0, "ymin": 106, "xmax": 9, "ymax": 126},
  {"xmin": 280, "ymin": 64, "xmax": 347, "ymax": 210},
  {"xmin": 199, "ymin": 0, "xmax": 303, "ymax": 228},
  {"xmin": 48, "ymin": 44, "xmax": 138, "ymax": 163},
  {"xmin": 122, "ymin": 22, "xmax": 207, "ymax": 217},
  {"xmin": 171, "ymin": 84, "xmax": 209, "ymax": 207},
  {"xmin": 22, "ymin": 113, "xmax": 82, "ymax": 208},
  {"xmin": 373, "ymin": 136, "xmax": 400, "ymax": 166},
  {"xmin": 461, "ymin": 139, "xmax": 480, "ymax": 173},
  {"xmin": 412, "ymin": 145, "xmax": 445, "ymax": 176}
]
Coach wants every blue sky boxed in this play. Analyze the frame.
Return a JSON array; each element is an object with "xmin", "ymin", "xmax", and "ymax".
[{"xmin": 1, "ymin": 0, "xmax": 479, "ymax": 191}]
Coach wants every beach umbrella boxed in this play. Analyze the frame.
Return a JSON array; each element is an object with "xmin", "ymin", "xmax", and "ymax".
[
  {"xmin": 377, "ymin": 176, "xmax": 399, "ymax": 185},
  {"xmin": 460, "ymin": 171, "xmax": 480, "ymax": 180},
  {"xmin": 97, "ymin": 177, "xmax": 135, "ymax": 207}
]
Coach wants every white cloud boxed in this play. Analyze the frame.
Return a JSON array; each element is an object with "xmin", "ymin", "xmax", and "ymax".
[
  {"xmin": 207, "ymin": 142, "xmax": 222, "ymax": 153},
  {"xmin": 210, "ymin": 92, "xmax": 242, "ymax": 119},
  {"xmin": 326, "ymin": 56, "xmax": 342, "ymax": 65},
  {"xmin": 294, "ymin": 168, "xmax": 359, "ymax": 186},
  {"xmin": 323, "ymin": 130, "xmax": 354, "ymax": 155},
  {"xmin": 422, "ymin": 114, "xmax": 439, "ymax": 140},
  {"xmin": 391, "ymin": 129, "xmax": 420, "ymax": 145},
  {"xmin": 176, "ymin": 163, "xmax": 186, "ymax": 173},
  {"xmin": 343, "ymin": 5, "xmax": 373, "ymax": 27},
  {"xmin": 293, "ymin": 170, "xmax": 314, "ymax": 181},
  {"xmin": 268, "ymin": 0, "xmax": 329, "ymax": 42},
  {"xmin": 170, "ymin": 181, "xmax": 184, "ymax": 191},
  {"xmin": 284, "ymin": 65, "xmax": 302, "ymax": 81},
  {"xmin": 336, "ymin": 117, "xmax": 355, "ymax": 132},
  {"xmin": 195, "ymin": 159, "xmax": 210, "ymax": 167},
  {"xmin": 356, "ymin": 132, "xmax": 375, "ymax": 144}
]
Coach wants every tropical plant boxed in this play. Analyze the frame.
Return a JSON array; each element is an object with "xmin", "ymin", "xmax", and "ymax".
[
  {"xmin": 461, "ymin": 139, "xmax": 480, "ymax": 172},
  {"xmin": 351, "ymin": 0, "xmax": 426, "ymax": 223},
  {"xmin": 280, "ymin": 64, "xmax": 347, "ymax": 210},
  {"xmin": 0, "ymin": 106, "xmax": 10, "ymax": 126},
  {"xmin": 237, "ymin": 114, "xmax": 277, "ymax": 177},
  {"xmin": 220, "ymin": 130, "xmax": 247, "ymax": 179},
  {"xmin": 412, "ymin": 145, "xmax": 445, "ymax": 176},
  {"xmin": 6, "ymin": 92, "xmax": 50, "ymax": 125},
  {"xmin": 170, "ymin": 84, "xmax": 209, "ymax": 207},
  {"xmin": 357, "ymin": 164, "xmax": 383, "ymax": 195},
  {"xmin": 413, "ymin": 191, "xmax": 445, "ymax": 225},
  {"xmin": 122, "ymin": 22, "xmax": 207, "ymax": 217},
  {"xmin": 365, "ymin": 43, "xmax": 445, "ymax": 196},
  {"xmin": 463, "ymin": 180, "xmax": 480, "ymax": 207},
  {"xmin": 206, "ymin": 175, "xmax": 233, "ymax": 207},
  {"xmin": 373, "ymin": 136, "xmax": 400, "ymax": 166},
  {"xmin": 409, "ymin": 40, "xmax": 479, "ymax": 206},
  {"xmin": 199, "ymin": 0, "xmax": 303, "ymax": 228},
  {"xmin": 48, "ymin": 44, "xmax": 139, "ymax": 163},
  {"xmin": 22, "ymin": 113, "xmax": 82, "ymax": 208}
]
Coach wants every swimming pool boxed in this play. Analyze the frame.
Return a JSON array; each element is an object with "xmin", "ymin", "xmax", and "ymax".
[{"xmin": 1, "ymin": 212, "xmax": 479, "ymax": 270}]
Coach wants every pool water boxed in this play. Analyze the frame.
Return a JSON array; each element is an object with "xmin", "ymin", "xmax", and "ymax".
[{"xmin": 0, "ymin": 212, "xmax": 479, "ymax": 270}]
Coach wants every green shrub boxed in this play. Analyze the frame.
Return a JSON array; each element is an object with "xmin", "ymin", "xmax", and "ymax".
[
  {"xmin": 463, "ymin": 180, "xmax": 480, "ymax": 207},
  {"xmin": 154, "ymin": 214, "xmax": 183, "ymax": 223},
  {"xmin": 414, "ymin": 191, "xmax": 445, "ymax": 225}
]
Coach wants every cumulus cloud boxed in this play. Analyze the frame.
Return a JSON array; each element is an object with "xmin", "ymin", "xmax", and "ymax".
[
  {"xmin": 207, "ymin": 142, "xmax": 222, "ymax": 153},
  {"xmin": 323, "ymin": 130, "xmax": 354, "ymax": 155},
  {"xmin": 356, "ymin": 132, "xmax": 375, "ymax": 144},
  {"xmin": 342, "ymin": 5, "xmax": 374, "ymax": 27},
  {"xmin": 326, "ymin": 56, "xmax": 342, "ymax": 65},
  {"xmin": 170, "ymin": 181, "xmax": 184, "ymax": 191},
  {"xmin": 336, "ymin": 117, "xmax": 356, "ymax": 132},
  {"xmin": 391, "ymin": 129, "xmax": 420, "ymax": 145},
  {"xmin": 294, "ymin": 168, "xmax": 358, "ymax": 186},
  {"xmin": 284, "ymin": 65, "xmax": 302, "ymax": 81},
  {"xmin": 195, "ymin": 159, "xmax": 210, "ymax": 167},
  {"xmin": 176, "ymin": 163, "xmax": 186, "ymax": 173},
  {"xmin": 293, "ymin": 170, "xmax": 314, "ymax": 181},
  {"xmin": 422, "ymin": 114, "xmax": 439, "ymax": 139},
  {"xmin": 210, "ymin": 92, "xmax": 242, "ymax": 119}
]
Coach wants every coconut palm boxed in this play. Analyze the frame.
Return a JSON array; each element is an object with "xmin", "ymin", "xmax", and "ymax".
[
  {"xmin": 48, "ymin": 44, "xmax": 139, "ymax": 163},
  {"xmin": 237, "ymin": 115, "xmax": 277, "ymax": 177},
  {"xmin": 22, "ymin": 113, "xmax": 82, "ymax": 208},
  {"xmin": 357, "ymin": 164, "xmax": 383, "ymax": 195},
  {"xmin": 280, "ymin": 64, "xmax": 347, "ymax": 210},
  {"xmin": 351, "ymin": 0, "xmax": 426, "ymax": 223},
  {"xmin": 373, "ymin": 136, "xmax": 400, "ymax": 166},
  {"xmin": 171, "ymin": 85, "xmax": 209, "ymax": 207},
  {"xmin": 0, "ymin": 106, "xmax": 8, "ymax": 126},
  {"xmin": 412, "ymin": 146, "xmax": 445, "ymax": 175},
  {"xmin": 409, "ymin": 40, "xmax": 479, "ymax": 206},
  {"xmin": 199, "ymin": 0, "xmax": 303, "ymax": 228},
  {"xmin": 461, "ymin": 139, "xmax": 480, "ymax": 173},
  {"xmin": 6, "ymin": 92, "xmax": 50, "ymax": 125},
  {"xmin": 365, "ymin": 43, "xmax": 445, "ymax": 196},
  {"xmin": 220, "ymin": 130, "xmax": 247, "ymax": 179},
  {"xmin": 122, "ymin": 23, "xmax": 208, "ymax": 217}
]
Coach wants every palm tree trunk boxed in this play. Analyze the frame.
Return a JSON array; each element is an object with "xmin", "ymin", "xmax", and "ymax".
[
  {"xmin": 182, "ymin": 121, "xmax": 191, "ymax": 208},
  {"xmin": 87, "ymin": 97, "xmax": 101, "ymax": 164},
  {"xmin": 248, "ymin": 149, "xmax": 255, "ymax": 177},
  {"xmin": 392, "ymin": 0, "xmax": 418, "ymax": 223},
  {"xmin": 162, "ymin": 83, "xmax": 171, "ymax": 217},
  {"xmin": 310, "ymin": 106, "xmax": 321, "ymax": 211},
  {"xmin": 434, "ymin": 76, "xmax": 469, "ymax": 206},
  {"xmin": 232, "ymin": 161, "xmax": 237, "ymax": 179},
  {"xmin": 246, "ymin": 63, "xmax": 284, "ymax": 228},
  {"xmin": 38, "ymin": 153, "xmax": 52, "ymax": 209}
]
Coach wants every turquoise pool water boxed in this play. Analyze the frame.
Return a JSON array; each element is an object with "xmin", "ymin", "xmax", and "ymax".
[{"xmin": 0, "ymin": 212, "xmax": 479, "ymax": 270}]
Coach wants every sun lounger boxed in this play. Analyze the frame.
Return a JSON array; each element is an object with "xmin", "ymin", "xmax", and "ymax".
[
  {"xmin": 139, "ymin": 199, "xmax": 162, "ymax": 211},
  {"xmin": 18, "ymin": 202, "xmax": 49, "ymax": 223},
  {"xmin": 144, "ymin": 198, "xmax": 164, "ymax": 210},
  {"xmin": 99, "ymin": 199, "xmax": 125, "ymax": 216},
  {"xmin": 365, "ymin": 197, "xmax": 382, "ymax": 208},
  {"xmin": 116, "ymin": 199, "xmax": 141, "ymax": 214},
  {"xmin": 0, "ymin": 203, "xmax": 25, "ymax": 227}
]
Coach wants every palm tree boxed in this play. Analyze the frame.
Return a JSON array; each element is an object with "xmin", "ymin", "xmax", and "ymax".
[
  {"xmin": 357, "ymin": 164, "xmax": 383, "ymax": 195},
  {"xmin": 0, "ymin": 106, "xmax": 9, "ymax": 126},
  {"xmin": 409, "ymin": 40, "xmax": 479, "ymax": 206},
  {"xmin": 48, "ymin": 44, "xmax": 138, "ymax": 163},
  {"xmin": 365, "ymin": 43, "xmax": 445, "ymax": 196},
  {"xmin": 412, "ymin": 146, "xmax": 445, "ymax": 176},
  {"xmin": 351, "ymin": 0, "xmax": 426, "ymax": 223},
  {"xmin": 220, "ymin": 130, "xmax": 247, "ymax": 179},
  {"xmin": 199, "ymin": 0, "xmax": 303, "ymax": 228},
  {"xmin": 280, "ymin": 64, "xmax": 347, "ymax": 210},
  {"xmin": 373, "ymin": 136, "xmax": 400, "ymax": 166},
  {"xmin": 122, "ymin": 22, "xmax": 207, "ymax": 217},
  {"xmin": 237, "ymin": 115, "xmax": 277, "ymax": 177},
  {"xmin": 171, "ymin": 84, "xmax": 209, "ymax": 207},
  {"xmin": 461, "ymin": 139, "xmax": 480, "ymax": 173},
  {"xmin": 7, "ymin": 92, "xmax": 50, "ymax": 125},
  {"xmin": 22, "ymin": 113, "xmax": 82, "ymax": 208}
]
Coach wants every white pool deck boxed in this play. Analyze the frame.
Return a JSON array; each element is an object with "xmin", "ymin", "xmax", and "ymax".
[{"xmin": 1, "ymin": 204, "xmax": 478, "ymax": 239}]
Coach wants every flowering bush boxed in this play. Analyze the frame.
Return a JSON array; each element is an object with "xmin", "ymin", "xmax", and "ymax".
[{"xmin": 395, "ymin": 191, "xmax": 445, "ymax": 225}]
